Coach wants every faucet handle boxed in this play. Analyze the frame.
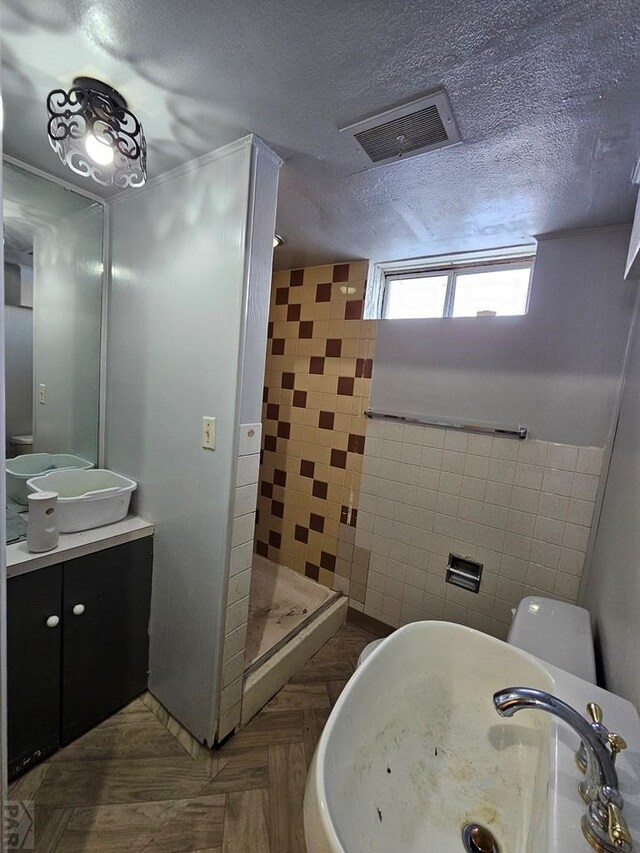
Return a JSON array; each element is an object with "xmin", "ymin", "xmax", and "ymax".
[
  {"xmin": 588, "ymin": 702, "xmax": 604, "ymax": 724},
  {"xmin": 608, "ymin": 733, "xmax": 628, "ymax": 767},
  {"xmin": 606, "ymin": 802, "xmax": 633, "ymax": 851}
]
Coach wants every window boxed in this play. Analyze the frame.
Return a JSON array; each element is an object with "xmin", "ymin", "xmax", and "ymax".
[{"xmin": 382, "ymin": 258, "xmax": 533, "ymax": 320}]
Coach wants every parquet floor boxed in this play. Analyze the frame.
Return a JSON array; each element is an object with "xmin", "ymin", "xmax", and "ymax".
[{"xmin": 9, "ymin": 622, "xmax": 376, "ymax": 852}]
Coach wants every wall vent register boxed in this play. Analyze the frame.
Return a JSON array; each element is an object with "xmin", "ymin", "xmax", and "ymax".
[{"xmin": 340, "ymin": 89, "xmax": 460, "ymax": 166}]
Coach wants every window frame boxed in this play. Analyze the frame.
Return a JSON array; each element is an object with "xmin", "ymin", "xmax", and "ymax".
[{"xmin": 382, "ymin": 256, "xmax": 535, "ymax": 320}]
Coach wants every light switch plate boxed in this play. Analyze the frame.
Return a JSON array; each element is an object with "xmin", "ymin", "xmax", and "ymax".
[{"xmin": 202, "ymin": 416, "xmax": 216, "ymax": 450}]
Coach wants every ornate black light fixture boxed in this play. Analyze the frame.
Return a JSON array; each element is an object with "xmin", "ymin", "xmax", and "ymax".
[{"xmin": 46, "ymin": 77, "xmax": 146, "ymax": 188}]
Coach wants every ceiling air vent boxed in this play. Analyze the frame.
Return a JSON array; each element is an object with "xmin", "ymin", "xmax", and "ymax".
[{"xmin": 340, "ymin": 89, "xmax": 460, "ymax": 166}]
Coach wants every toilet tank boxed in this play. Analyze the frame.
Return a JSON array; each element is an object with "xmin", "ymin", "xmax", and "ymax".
[{"xmin": 508, "ymin": 596, "xmax": 596, "ymax": 684}]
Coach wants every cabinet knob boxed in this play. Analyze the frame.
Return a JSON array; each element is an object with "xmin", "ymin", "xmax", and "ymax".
[
  {"xmin": 72, "ymin": 604, "xmax": 85, "ymax": 616},
  {"xmin": 46, "ymin": 615, "xmax": 60, "ymax": 628}
]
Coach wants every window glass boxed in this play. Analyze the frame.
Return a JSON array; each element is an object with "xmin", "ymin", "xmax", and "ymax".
[
  {"xmin": 451, "ymin": 267, "xmax": 531, "ymax": 317},
  {"xmin": 383, "ymin": 275, "xmax": 448, "ymax": 319}
]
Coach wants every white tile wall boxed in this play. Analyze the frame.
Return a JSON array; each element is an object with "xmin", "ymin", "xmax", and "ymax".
[
  {"xmin": 357, "ymin": 419, "xmax": 604, "ymax": 640},
  {"xmin": 218, "ymin": 430, "xmax": 261, "ymax": 739}
]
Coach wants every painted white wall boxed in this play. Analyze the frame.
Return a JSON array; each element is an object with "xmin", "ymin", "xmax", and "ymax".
[
  {"xmin": 371, "ymin": 228, "xmax": 636, "ymax": 447},
  {"xmin": 33, "ymin": 204, "xmax": 103, "ymax": 462},
  {"xmin": 105, "ymin": 136, "xmax": 279, "ymax": 743},
  {"xmin": 4, "ymin": 306, "xmax": 33, "ymax": 448},
  {"xmin": 583, "ymin": 297, "xmax": 640, "ymax": 704}
]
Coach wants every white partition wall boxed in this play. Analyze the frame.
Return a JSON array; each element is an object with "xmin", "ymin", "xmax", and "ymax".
[{"xmin": 105, "ymin": 136, "xmax": 280, "ymax": 742}]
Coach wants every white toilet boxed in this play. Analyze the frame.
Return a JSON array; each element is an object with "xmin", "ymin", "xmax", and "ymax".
[
  {"xmin": 8, "ymin": 434, "xmax": 33, "ymax": 458},
  {"xmin": 358, "ymin": 595, "xmax": 597, "ymax": 683},
  {"xmin": 507, "ymin": 595, "xmax": 596, "ymax": 683}
]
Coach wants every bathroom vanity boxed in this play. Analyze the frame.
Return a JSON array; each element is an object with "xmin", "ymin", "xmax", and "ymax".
[{"xmin": 6, "ymin": 516, "xmax": 154, "ymax": 780}]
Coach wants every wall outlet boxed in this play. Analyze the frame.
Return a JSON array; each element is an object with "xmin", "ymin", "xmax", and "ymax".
[
  {"xmin": 202, "ymin": 416, "xmax": 216, "ymax": 450},
  {"xmin": 38, "ymin": 383, "xmax": 46, "ymax": 405}
]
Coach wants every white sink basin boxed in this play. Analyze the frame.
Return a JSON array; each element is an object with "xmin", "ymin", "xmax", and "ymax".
[
  {"xmin": 304, "ymin": 621, "xmax": 640, "ymax": 853},
  {"xmin": 27, "ymin": 468, "xmax": 137, "ymax": 533}
]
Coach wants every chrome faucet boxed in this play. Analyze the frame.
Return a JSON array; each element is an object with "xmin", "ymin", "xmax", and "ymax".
[{"xmin": 493, "ymin": 687, "xmax": 632, "ymax": 853}]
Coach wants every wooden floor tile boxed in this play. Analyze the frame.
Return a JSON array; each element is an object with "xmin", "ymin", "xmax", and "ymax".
[
  {"xmin": 222, "ymin": 789, "xmax": 270, "ymax": 853},
  {"xmin": 301, "ymin": 709, "xmax": 330, "ymax": 767},
  {"xmin": 217, "ymin": 710, "xmax": 303, "ymax": 753},
  {"xmin": 203, "ymin": 749, "xmax": 269, "ymax": 794},
  {"xmin": 141, "ymin": 794, "xmax": 226, "ymax": 852},
  {"xmin": 263, "ymin": 683, "xmax": 330, "ymax": 713},
  {"xmin": 33, "ymin": 755, "xmax": 211, "ymax": 808},
  {"xmin": 33, "ymin": 808, "xmax": 72, "ymax": 853},
  {"xmin": 268, "ymin": 743, "xmax": 307, "ymax": 853},
  {"xmin": 52, "ymin": 800, "xmax": 184, "ymax": 852},
  {"xmin": 51, "ymin": 717, "xmax": 189, "ymax": 763}
]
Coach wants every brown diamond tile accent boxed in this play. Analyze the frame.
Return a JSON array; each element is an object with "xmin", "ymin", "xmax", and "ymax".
[
  {"xmin": 287, "ymin": 303, "xmax": 301, "ymax": 321},
  {"xmin": 255, "ymin": 509, "xmax": 259, "ymax": 525},
  {"xmin": 298, "ymin": 320, "xmax": 314, "ymax": 339},
  {"xmin": 260, "ymin": 481, "xmax": 273, "ymax": 499},
  {"xmin": 275, "ymin": 287, "xmax": 289, "ymax": 305},
  {"xmin": 290, "ymin": 269, "xmax": 304, "ymax": 286},
  {"xmin": 350, "ymin": 508, "xmax": 358, "ymax": 528},
  {"xmin": 273, "ymin": 469, "xmax": 287, "ymax": 487},
  {"xmin": 316, "ymin": 283, "xmax": 332, "ymax": 302},
  {"xmin": 271, "ymin": 500, "xmax": 284, "ymax": 518},
  {"xmin": 337, "ymin": 376, "xmax": 355, "ymax": 396},
  {"xmin": 305, "ymin": 562, "xmax": 320, "ymax": 581},
  {"xmin": 318, "ymin": 411, "xmax": 335, "ymax": 430},
  {"xmin": 267, "ymin": 321, "xmax": 274, "ymax": 339},
  {"xmin": 309, "ymin": 513, "xmax": 325, "ymax": 533},
  {"xmin": 320, "ymin": 551, "xmax": 336, "ymax": 572},
  {"xmin": 293, "ymin": 390, "xmax": 307, "ymax": 407},
  {"xmin": 294, "ymin": 525, "xmax": 309, "ymax": 544},
  {"xmin": 264, "ymin": 435, "xmax": 277, "ymax": 453},
  {"xmin": 363, "ymin": 358, "xmax": 373, "ymax": 379},
  {"xmin": 312, "ymin": 480, "xmax": 328, "ymax": 500},
  {"xmin": 277, "ymin": 421, "xmax": 290, "ymax": 439},
  {"xmin": 266, "ymin": 403, "xmax": 279, "ymax": 420},
  {"xmin": 326, "ymin": 339, "xmax": 342, "ymax": 358},
  {"xmin": 330, "ymin": 449, "xmax": 347, "ymax": 469},
  {"xmin": 348, "ymin": 433, "xmax": 365, "ymax": 454},
  {"xmin": 272, "ymin": 338, "xmax": 285, "ymax": 355},
  {"xmin": 256, "ymin": 540, "xmax": 268, "ymax": 557},
  {"xmin": 300, "ymin": 459, "xmax": 315, "ymax": 478},
  {"xmin": 262, "ymin": 386, "xmax": 269, "ymax": 403},
  {"xmin": 269, "ymin": 530, "xmax": 282, "ymax": 549},
  {"xmin": 345, "ymin": 300, "xmax": 363, "ymax": 320},
  {"xmin": 309, "ymin": 356, "xmax": 325, "ymax": 375},
  {"xmin": 281, "ymin": 372, "xmax": 295, "ymax": 389},
  {"xmin": 340, "ymin": 505, "xmax": 349, "ymax": 524},
  {"xmin": 333, "ymin": 264, "xmax": 350, "ymax": 282}
]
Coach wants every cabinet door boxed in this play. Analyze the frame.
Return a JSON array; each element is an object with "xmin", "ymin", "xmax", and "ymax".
[
  {"xmin": 61, "ymin": 538, "xmax": 153, "ymax": 744},
  {"xmin": 7, "ymin": 565, "xmax": 62, "ymax": 779}
]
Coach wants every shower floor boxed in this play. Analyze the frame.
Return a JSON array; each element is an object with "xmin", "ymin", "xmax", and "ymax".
[{"xmin": 244, "ymin": 554, "xmax": 340, "ymax": 671}]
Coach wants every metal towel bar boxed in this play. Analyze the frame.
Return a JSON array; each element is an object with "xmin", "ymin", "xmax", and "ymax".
[{"xmin": 364, "ymin": 409, "xmax": 528, "ymax": 440}]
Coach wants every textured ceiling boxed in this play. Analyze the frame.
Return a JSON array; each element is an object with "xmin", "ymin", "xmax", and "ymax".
[{"xmin": 2, "ymin": 0, "xmax": 640, "ymax": 269}]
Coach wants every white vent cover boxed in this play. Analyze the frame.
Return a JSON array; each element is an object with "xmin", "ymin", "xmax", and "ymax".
[{"xmin": 340, "ymin": 89, "xmax": 460, "ymax": 166}]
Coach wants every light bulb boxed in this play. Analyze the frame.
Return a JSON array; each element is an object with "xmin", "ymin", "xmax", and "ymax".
[{"xmin": 84, "ymin": 133, "xmax": 114, "ymax": 166}]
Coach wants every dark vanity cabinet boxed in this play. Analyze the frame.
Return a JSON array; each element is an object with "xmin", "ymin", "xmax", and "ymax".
[{"xmin": 7, "ymin": 537, "xmax": 153, "ymax": 779}]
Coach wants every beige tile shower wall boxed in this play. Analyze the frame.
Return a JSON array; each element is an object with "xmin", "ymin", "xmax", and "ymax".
[
  {"xmin": 255, "ymin": 261, "xmax": 375, "ymax": 589},
  {"xmin": 218, "ymin": 422, "xmax": 262, "ymax": 740},
  {"xmin": 356, "ymin": 419, "xmax": 604, "ymax": 640}
]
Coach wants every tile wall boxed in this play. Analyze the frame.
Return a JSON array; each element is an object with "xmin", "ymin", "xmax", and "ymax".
[
  {"xmin": 355, "ymin": 419, "xmax": 604, "ymax": 639},
  {"xmin": 254, "ymin": 261, "xmax": 375, "ymax": 589},
  {"xmin": 218, "ymin": 422, "xmax": 262, "ymax": 739}
]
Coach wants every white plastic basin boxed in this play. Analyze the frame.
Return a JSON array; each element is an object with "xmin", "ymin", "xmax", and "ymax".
[
  {"xmin": 27, "ymin": 468, "xmax": 137, "ymax": 533},
  {"xmin": 6, "ymin": 453, "xmax": 94, "ymax": 505}
]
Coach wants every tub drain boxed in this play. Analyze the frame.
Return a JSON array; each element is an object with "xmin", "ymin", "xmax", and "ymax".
[{"xmin": 462, "ymin": 823, "xmax": 500, "ymax": 853}]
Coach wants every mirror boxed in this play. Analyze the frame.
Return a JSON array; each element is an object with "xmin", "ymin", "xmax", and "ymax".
[{"xmin": 4, "ymin": 160, "xmax": 104, "ymax": 540}]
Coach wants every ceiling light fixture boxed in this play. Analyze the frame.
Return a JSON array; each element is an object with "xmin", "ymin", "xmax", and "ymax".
[
  {"xmin": 46, "ymin": 76, "xmax": 146, "ymax": 188},
  {"xmin": 273, "ymin": 234, "xmax": 284, "ymax": 248}
]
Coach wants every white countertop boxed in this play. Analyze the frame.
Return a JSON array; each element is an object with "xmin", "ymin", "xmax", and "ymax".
[{"xmin": 6, "ymin": 514, "xmax": 154, "ymax": 578}]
